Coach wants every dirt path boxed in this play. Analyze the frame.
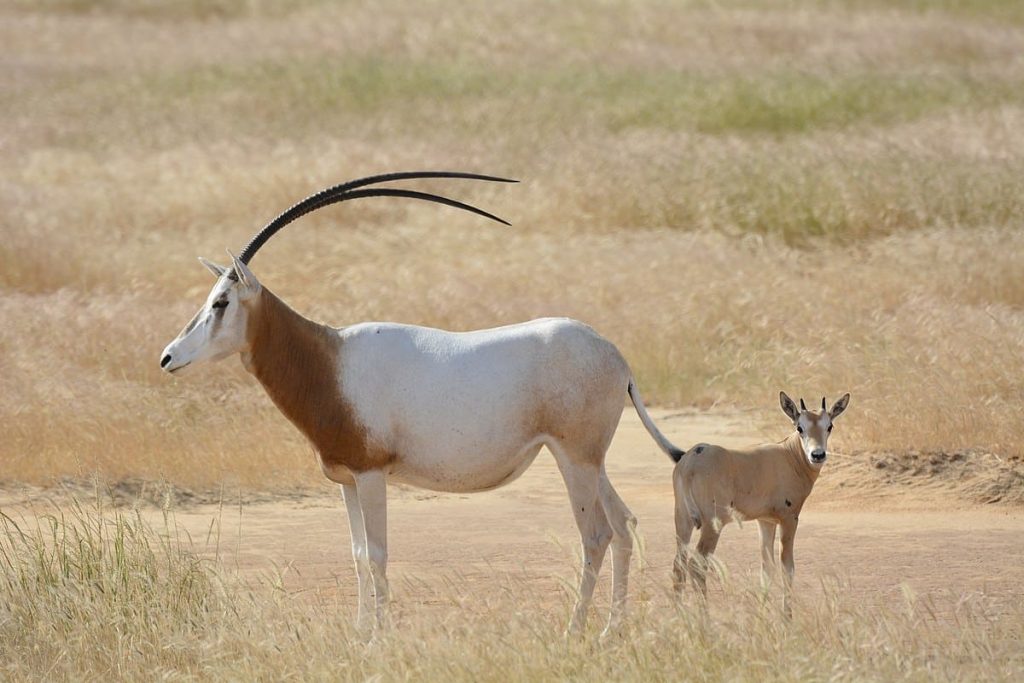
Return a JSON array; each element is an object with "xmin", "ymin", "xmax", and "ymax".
[
  {"xmin": 6, "ymin": 410, "xmax": 1021, "ymax": 619},
  {"xmin": 123, "ymin": 409, "xmax": 1023, "ymax": 620}
]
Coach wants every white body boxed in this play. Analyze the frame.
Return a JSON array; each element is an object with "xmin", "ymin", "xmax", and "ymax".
[
  {"xmin": 337, "ymin": 319, "xmax": 621, "ymax": 490},
  {"xmin": 161, "ymin": 257, "xmax": 644, "ymax": 636}
]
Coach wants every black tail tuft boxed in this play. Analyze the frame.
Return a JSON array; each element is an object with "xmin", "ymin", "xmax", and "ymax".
[{"xmin": 669, "ymin": 447, "xmax": 686, "ymax": 463}]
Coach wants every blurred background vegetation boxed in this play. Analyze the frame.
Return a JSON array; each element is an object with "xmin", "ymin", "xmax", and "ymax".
[{"xmin": 2, "ymin": 0, "xmax": 1023, "ymax": 486}]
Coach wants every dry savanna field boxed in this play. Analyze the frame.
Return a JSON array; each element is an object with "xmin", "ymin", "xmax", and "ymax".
[{"xmin": 2, "ymin": 0, "xmax": 1024, "ymax": 680}]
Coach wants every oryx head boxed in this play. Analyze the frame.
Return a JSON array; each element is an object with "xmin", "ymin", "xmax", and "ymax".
[
  {"xmin": 160, "ymin": 254, "xmax": 261, "ymax": 374},
  {"xmin": 779, "ymin": 391, "xmax": 850, "ymax": 468},
  {"xmin": 160, "ymin": 171, "xmax": 515, "ymax": 374}
]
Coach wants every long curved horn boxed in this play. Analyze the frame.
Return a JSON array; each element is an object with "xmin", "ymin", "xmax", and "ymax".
[{"xmin": 237, "ymin": 171, "xmax": 517, "ymax": 264}]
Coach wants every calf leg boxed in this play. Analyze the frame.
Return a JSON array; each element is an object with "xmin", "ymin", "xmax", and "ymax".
[
  {"xmin": 779, "ymin": 519, "xmax": 798, "ymax": 618},
  {"xmin": 692, "ymin": 523, "xmax": 721, "ymax": 599},
  {"xmin": 757, "ymin": 519, "xmax": 778, "ymax": 592},
  {"xmin": 354, "ymin": 469, "xmax": 390, "ymax": 629},
  {"xmin": 673, "ymin": 504, "xmax": 695, "ymax": 597},
  {"xmin": 341, "ymin": 483, "xmax": 373, "ymax": 631}
]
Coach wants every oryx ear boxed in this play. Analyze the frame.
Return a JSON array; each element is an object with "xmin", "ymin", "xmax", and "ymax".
[
  {"xmin": 198, "ymin": 257, "xmax": 228, "ymax": 278},
  {"xmin": 780, "ymin": 391, "xmax": 800, "ymax": 422},
  {"xmin": 829, "ymin": 393, "xmax": 851, "ymax": 420},
  {"xmin": 227, "ymin": 250, "xmax": 260, "ymax": 293}
]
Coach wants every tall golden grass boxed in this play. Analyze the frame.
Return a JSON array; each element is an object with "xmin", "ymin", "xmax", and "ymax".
[
  {"xmin": 0, "ymin": 498, "xmax": 1020, "ymax": 681},
  {"xmin": 2, "ymin": 0, "xmax": 1024, "ymax": 488}
]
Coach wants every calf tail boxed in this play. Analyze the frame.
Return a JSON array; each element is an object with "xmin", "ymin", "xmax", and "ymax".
[{"xmin": 628, "ymin": 379, "xmax": 686, "ymax": 463}]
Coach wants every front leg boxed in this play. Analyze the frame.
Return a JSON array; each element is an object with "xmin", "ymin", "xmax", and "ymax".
[
  {"xmin": 757, "ymin": 519, "xmax": 777, "ymax": 592},
  {"xmin": 354, "ymin": 469, "xmax": 390, "ymax": 629},
  {"xmin": 779, "ymin": 518, "xmax": 798, "ymax": 618},
  {"xmin": 341, "ymin": 483, "xmax": 373, "ymax": 631}
]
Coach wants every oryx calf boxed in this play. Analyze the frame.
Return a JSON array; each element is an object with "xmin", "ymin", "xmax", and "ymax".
[
  {"xmin": 160, "ymin": 172, "xmax": 650, "ymax": 636},
  {"xmin": 636, "ymin": 391, "xmax": 849, "ymax": 613}
]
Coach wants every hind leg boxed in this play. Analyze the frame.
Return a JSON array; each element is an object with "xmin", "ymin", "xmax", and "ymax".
[
  {"xmin": 673, "ymin": 503, "xmax": 695, "ymax": 597},
  {"xmin": 552, "ymin": 449, "xmax": 610, "ymax": 635},
  {"xmin": 692, "ymin": 523, "xmax": 721, "ymax": 599},
  {"xmin": 598, "ymin": 470, "xmax": 636, "ymax": 636}
]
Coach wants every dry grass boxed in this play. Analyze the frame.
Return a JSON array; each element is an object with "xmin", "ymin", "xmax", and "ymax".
[
  {"xmin": 3, "ymin": 5, "xmax": 1022, "ymax": 679},
  {"xmin": 2, "ymin": 0, "xmax": 1024, "ymax": 491},
  {"xmin": 0, "ymin": 499, "xmax": 1020, "ymax": 681}
]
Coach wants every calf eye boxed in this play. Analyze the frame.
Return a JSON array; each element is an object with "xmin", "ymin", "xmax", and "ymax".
[
  {"xmin": 797, "ymin": 425, "xmax": 804, "ymax": 434},
  {"xmin": 827, "ymin": 424, "xmax": 833, "ymax": 432},
  {"xmin": 211, "ymin": 300, "xmax": 229, "ymax": 309}
]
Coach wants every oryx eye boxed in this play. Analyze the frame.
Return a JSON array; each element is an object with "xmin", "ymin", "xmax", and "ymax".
[
  {"xmin": 797, "ymin": 425, "xmax": 804, "ymax": 434},
  {"xmin": 211, "ymin": 300, "xmax": 229, "ymax": 310},
  {"xmin": 827, "ymin": 424, "xmax": 833, "ymax": 432}
]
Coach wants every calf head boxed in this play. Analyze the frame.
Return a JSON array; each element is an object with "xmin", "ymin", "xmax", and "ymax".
[{"xmin": 779, "ymin": 391, "xmax": 850, "ymax": 468}]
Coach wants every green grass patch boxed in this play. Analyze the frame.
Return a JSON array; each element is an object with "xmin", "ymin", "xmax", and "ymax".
[
  {"xmin": 19, "ymin": 54, "xmax": 1024, "ymax": 153},
  {"xmin": 675, "ymin": 0, "xmax": 1024, "ymax": 25},
  {"xmin": 825, "ymin": 0, "xmax": 1024, "ymax": 25},
  {"xmin": 5, "ymin": 0, "xmax": 328, "ymax": 20},
  {"xmin": 595, "ymin": 69, "xmax": 1013, "ymax": 135},
  {"xmin": 610, "ymin": 148, "xmax": 1024, "ymax": 241}
]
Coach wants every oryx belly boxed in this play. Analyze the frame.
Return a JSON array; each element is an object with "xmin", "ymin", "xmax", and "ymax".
[{"xmin": 337, "ymin": 318, "xmax": 625, "ymax": 492}]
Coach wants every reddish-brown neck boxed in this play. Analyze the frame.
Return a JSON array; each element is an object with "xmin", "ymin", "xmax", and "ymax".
[{"xmin": 241, "ymin": 288, "xmax": 387, "ymax": 474}]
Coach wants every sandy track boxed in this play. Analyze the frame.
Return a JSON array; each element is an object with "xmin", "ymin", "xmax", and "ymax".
[
  {"xmin": 107, "ymin": 409, "xmax": 1020, "ymax": 622},
  {"xmin": 7, "ymin": 410, "xmax": 1020, "ymax": 620}
]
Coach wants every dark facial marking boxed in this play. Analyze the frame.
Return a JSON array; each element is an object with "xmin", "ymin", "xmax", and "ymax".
[
  {"xmin": 181, "ymin": 310, "xmax": 202, "ymax": 335},
  {"xmin": 695, "ymin": 445, "xmax": 705, "ymax": 454},
  {"xmin": 208, "ymin": 299, "xmax": 228, "ymax": 335}
]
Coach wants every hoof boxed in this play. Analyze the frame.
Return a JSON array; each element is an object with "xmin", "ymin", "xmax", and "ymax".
[
  {"xmin": 599, "ymin": 621, "xmax": 625, "ymax": 642},
  {"xmin": 563, "ymin": 622, "xmax": 585, "ymax": 641}
]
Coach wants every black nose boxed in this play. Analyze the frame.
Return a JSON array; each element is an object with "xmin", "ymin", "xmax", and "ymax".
[
  {"xmin": 160, "ymin": 354, "xmax": 172, "ymax": 368},
  {"xmin": 812, "ymin": 451, "xmax": 826, "ymax": 461}
]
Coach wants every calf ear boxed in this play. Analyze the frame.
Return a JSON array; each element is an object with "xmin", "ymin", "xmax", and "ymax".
[
  {"xmin": 780, "ymin": 391, "xmax": 800, "ymax": 422},
  {"xmin": 829, "ymin": 393, "xmax": 851, "ymax": 420}
]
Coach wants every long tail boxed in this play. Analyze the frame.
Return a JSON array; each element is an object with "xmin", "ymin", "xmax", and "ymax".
[{"xmin": 627, "ymin": 379, "xmax": 686, "ymax": 463}]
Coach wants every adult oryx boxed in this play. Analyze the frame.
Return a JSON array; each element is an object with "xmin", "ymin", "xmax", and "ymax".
[
  {"xmin": 160, "ymin": 171, "xmax": 653, "ymax": 636},
  {"xmin": 633, "ymin": 390, "xmax": 850, "ymax": 615}
]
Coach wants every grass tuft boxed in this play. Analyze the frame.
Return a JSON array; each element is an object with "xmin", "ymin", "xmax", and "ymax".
[{"xmin": 0, "ymin": 498, "xmax": 1021, "ymax": 680}]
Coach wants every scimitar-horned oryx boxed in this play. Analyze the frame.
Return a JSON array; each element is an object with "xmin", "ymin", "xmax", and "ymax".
[
  {"xmin": 161, "ymin": 171, "xmax": 667, "ymax": 636},
  {"xmin": 634, "ymin": 390, "xmax": 850, "ymax": 615}
]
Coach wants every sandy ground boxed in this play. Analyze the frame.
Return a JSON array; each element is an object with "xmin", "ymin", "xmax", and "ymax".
[{"xmin": 8, "ymin": 410, "xmax": 1024, "ymax": 620}]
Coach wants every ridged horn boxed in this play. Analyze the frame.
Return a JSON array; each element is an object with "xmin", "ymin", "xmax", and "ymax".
[{"xmin": 237, "ymin": 171, "xmax": 518, "ymax": 264}]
